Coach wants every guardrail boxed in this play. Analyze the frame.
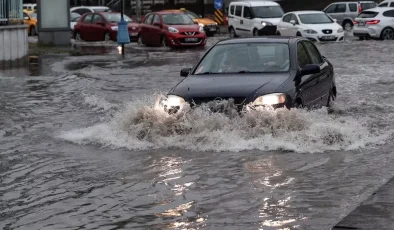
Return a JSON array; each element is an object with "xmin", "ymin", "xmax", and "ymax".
[{"xmin": 0, "ymin": 0, "xmax": 23, "ymax": 25}]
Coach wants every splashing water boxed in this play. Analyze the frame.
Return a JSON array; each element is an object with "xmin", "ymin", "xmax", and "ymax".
[{"xmin": 59, "ymin": 94, "xmax": 392, "ymax": 153}]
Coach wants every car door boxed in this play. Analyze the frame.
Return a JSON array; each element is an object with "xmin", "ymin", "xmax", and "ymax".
[
  {"xmin": 242, "ymin": 5, "xmax": 253, "ymax": 35},
  {"xmin": 302, "ymin": 41, "xmax": 332, "ymax": 106},
  {"xmin": 324, "ymin": 4, "xmax": 338, "ymax": 21},
  {"xmin": 296, "ymin": 42, "xmax": 321, "ymax": 107},
  {"xmin": 151, "ymin": 14, "xmax": 163, "ymax": 45},
  {"xmin": 328, "ymin": 3, "xmax": 347, "ymax": 25},
  {"xmin": 277, "ymin": 13, "xmax": 292, "ymax": 36},
  {"xmin": 141, "ymin": 14, "xmax": 154, "ymax": 45},
  {"xmin": 91, "ymin": 14, "xmax": 106, "ymax": 41},
  {"xmin": 234, "ymin": 5, "xmax": 244, "ymax": 35},
  {"xmin": 289, "ymin": 14, "xmax": 300, "ymax": 36},
  {"xmin": 80, "ymin": 13, "xmax": 93, "ymax": 41}
]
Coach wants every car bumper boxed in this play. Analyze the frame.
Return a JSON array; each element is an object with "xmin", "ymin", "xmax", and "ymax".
[
  {"xmin": 166, "ymin": 34, "xmax": 207, "ymax": 47},
  {"xmin": 303, "ymin": 31, "xmax": 345, "ymax": 42},
  {"xmin": 353, "ymin": 25, "xmax": 382, "ymax": 38},
  {"xmin": 203, "ymin": 24, "xmax": 219, "ymax": 34}
]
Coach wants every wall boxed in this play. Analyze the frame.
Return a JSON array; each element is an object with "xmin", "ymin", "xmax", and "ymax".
[{"xmin": 0, "ymin": 25, "xmax": 28, "ymax": 68}]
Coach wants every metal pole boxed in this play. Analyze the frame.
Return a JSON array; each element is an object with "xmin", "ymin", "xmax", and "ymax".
[
  {"xmin": 5, "ymin": 0, "xmax": 9, "ymax": 25},
  {"xmin": 121, "ymin": 0, "xmax": 125, "ymax": 57}
]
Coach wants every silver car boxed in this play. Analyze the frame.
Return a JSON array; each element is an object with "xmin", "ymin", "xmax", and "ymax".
[{"xmin": 323, "ymin": 1, "xmax": 377, "ymax": 31}]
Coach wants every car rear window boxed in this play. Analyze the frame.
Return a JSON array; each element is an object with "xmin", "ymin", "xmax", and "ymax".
[
  {"xmin": 358, "ymin": 11, "xmax": 379, "ymax": 18},
  {"xmin": 361, "ymin": 3, "xmax": 377, "ymax": 10}
]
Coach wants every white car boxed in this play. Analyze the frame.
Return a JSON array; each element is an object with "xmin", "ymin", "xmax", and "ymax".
[
  {"xmin": 70, "ymin": 12, "xmax": 81, "ymax": 31},
  {"xmin": 277, "ymin": 11, "xmax": 345, "ymax": 42},
  {"xmin": 70, "ymin": 6, "xmax": 112, "ymax": 16},
  {"xmin": 227, "ymin": 1, "xmax": 285, "ymax": 37},
  {"xmin": 378, "ymin": 0, "xmax": 394, "ymax": 7},
  {"xmin": 353, "ymin": 7, "xmax": 394, "ymax": 40}
]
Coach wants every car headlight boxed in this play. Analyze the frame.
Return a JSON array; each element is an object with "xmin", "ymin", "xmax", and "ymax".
[
  {"xmin": 168, "ymin": 27, "xmax": 179, "ymax": 33},
  {"xmin": 261, "ymin": 21, "xmax": 273, "ymax": 27},
  {"xmin": 304, "ymin": 29, "xmax": 317, "ymax": 34},
  {"xmin": 161, "ymin": 95, "xmax": 186, "ymax": 108},
  {"xmin": 111, "ymin": 26, "xmax": 118, "ymax": 31},
  {"xmin": 199, "ymin": 26, "xmax": 205, "ymax": 32},
  {"xmin": 198, "ymin": 23, "xmax": 204, "ymax": 27},
  {"xmin": 337, "ymin": 28, "xmax": 344, "ymax": 33},
  {"xmin": 252, "ymin": 93, "xmax": 286, "ymax": 106},
  {"xmin": 214, "ymin": 22, "xmax": 218, "ymax": 25}
]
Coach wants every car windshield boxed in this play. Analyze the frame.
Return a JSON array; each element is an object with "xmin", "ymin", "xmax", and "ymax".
[
  {"xmin": 162, "ymin": 13, "xmax": 195, "ymax": 25},
  {"xmin": 299, "ymin": 13, "xmax": 333, "ymax": 24},
  {"xmin": 93, "ymin": 8, "xmax": 112, "ymax": 12},
  {"xmin": 186, "ymin": 10, "xmax": 200, "ymax": 19},
  {"xmin": 251, "ymin": 6, "xmax": 284, "ymax": 18},
  {"xmin": 102, "ymin": 13, "xmax": 132, "ymax": 22},
  {"xmin": 30, "ymin": 12, "xmax": 37, "ymax": 19},
  {"xmin": 193, "ymin": 43, "xmax": 290, "ymax": 74}
]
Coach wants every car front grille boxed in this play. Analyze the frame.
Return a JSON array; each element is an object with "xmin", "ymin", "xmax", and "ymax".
[
  {"xmin": 191, "ymin": 97, "xmax": 247, "ymax": 105},
  {"xmin": 319, "ymin": 37, "xmax": 337, "ymax": 41},
  {"xmin": 190, "ymin": 97, "xmax": 247, "ymax": 112},
  {"xmin": 181, "ymin": 31, "xmax": 200, "ymax": 36},
  {"xmin": 322, "ymin": 29, "xmax": 333, "ymax": 34}
]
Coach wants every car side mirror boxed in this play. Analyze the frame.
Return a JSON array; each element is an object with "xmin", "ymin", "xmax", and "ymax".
[
  {"xmin": 180, "ymin": 68, "xmax": 191, "ymax": 77},
  {"xmin": 301, "ymin": 64, "xmax": 320, "ymax": 76},
  {"xmin": 24, "ymin": 16, "xmax": 29, "ymax": 20},
  {"xmin": 290, "ymin": 20, "xmax": 296, "ymax": 25}
]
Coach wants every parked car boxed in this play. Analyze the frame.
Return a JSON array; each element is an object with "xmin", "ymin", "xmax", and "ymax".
[
  {"xmin": 73, "ymin": 12, "xmax": 139, "ymax": 42},
  {"xmin": 70, "ymin": 6, "xmax": 112, "ymax": 15},
  {"xmin": 161, "ymin": 8, "xmax": 219, "ymax": 35},
  {"xmin": 378, "ymin": 0, "xmax": 394, "ymax": 7},
  {"xmin": 138, "ymin": 11, "xmax": 207, "ymax": 47},
  {"xmin": 23, "ymin": 10, "xmax": 37, "ymax": 36},
  {"xmin": 70, "ymin": 12, "xmax": 81, "ymax": 30},
  {"xmin": 277, "ymin": 11, "xmax": 344, "ymax": 42},
  {"xmin": 323, "ymin": 1, "xmax": 377, "ymax": 31},
  {"xmin": 23, "ymin": 3, "xmax": 37, "ymax": 13},
  {"xmin": 353, "ymin": 7, "xmax": 394, "ymax": 40},
  {"xmin": 228, "ymin": 1, "xmax": 285, "ymax": 37},
  {"xmin": 156, "ymin": 37, "xmax": 336, "ymax": 114}
]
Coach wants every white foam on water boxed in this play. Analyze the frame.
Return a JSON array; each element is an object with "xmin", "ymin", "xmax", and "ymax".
[{"xmin": 58, "ymin": 94, "xmax": 393, "ymax": 153}]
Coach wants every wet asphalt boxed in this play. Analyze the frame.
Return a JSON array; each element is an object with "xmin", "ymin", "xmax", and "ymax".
[{"xmin": 1, "ymin": 33, "xmax": 394, "ymax": 229}]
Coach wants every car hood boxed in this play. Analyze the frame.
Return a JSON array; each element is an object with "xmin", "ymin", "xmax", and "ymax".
[
  {"xmin": 303, "ymin": 22, "xmax": 342, "ymax": 31},
  {"xmin": 193, "ymin": 18, "xmax": 217, "ymax": 25},
  {"xmin": 167, "ymin": 24, "xmax": 200, "ymax": 32},
  {"xmin": 170, "ymin": 74, "xmax": 290, "ymax": 100}
]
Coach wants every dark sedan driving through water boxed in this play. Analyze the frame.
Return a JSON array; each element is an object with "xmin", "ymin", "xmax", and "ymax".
[{"xmin": 156, "ymin": 36, "xmax": 337, "ymax": 113}]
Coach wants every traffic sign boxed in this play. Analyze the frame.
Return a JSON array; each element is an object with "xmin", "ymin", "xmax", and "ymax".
[{"xmin": 214, "ymin": 0, "xmax": 223, "ymax": 10}]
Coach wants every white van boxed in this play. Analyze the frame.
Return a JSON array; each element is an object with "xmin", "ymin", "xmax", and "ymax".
[{"xmin": 228, "ymin": 1, "xmax": 284, "ymax": 37}]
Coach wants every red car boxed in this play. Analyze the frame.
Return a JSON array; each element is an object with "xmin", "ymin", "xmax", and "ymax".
[
  {"xmin": 73, "ymin": 12, "xmax": 139, "ymax": 42},
  {"xmin": 138, "ymin": 11, "xmax": 207, "ymax": 47}
]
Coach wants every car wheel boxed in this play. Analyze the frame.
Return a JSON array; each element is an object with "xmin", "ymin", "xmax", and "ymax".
[
  {"xmin": 30, "ymin": 26, "xmax": 36, "ymax": 36},
  {"xmin": 381, "ymin": 27, "xmax": 394, "ymax": 40},
  {"xmin": 276, "ymin": 30, "xmax": 281, "ymax": 36},
  {"xmin": 75, "ymin": 32, "xmax": 82, "ymax": 41},
  {"xmin": 104, "ymin": 32, "xmax": 111, "ymax": 42},
  {"xmin": 253, "ymin": 29, "xmax": 258, "ymax": 36},
  {"xmin": 161, "ymin": 36, "xmax": 167, "ymax": 47},
  {"xmin": 137, "ymin": 35, "xmax": 142, "ymax": 46},
  {"xmin": 327, "ymin": 88, "xmax": 336, "ymax": 108},
  {"xmin": 343, "ymin": 21, "xmax": 353, "ymax": 32},
  {"xmin": 229, "ymin": 27, "xmax": 237, "ymax": 38},
  {"xmin": 296, "ymin": 32, "xmax": 302, "ymax": 37}
]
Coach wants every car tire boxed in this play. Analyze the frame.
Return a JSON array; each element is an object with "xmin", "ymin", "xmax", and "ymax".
[
  {"xmin": 327, "ymin": 87, "xmax": 336, "ymax": 108},
  {"xmin": 253, "ymin": 28, "xmax": 258, "ymax": 36},
  {"xmin": 380, "ymin": 27, "xmax": 394, "ymax": 40},
  {"xmin": 75, "ymin": 32, "xmax": 82, "ymax": 42},
  {"xmin": 161, "ymin": 36, "xmax": 167, "ymax": 47},
  {"xmin": 30, "ymin": 26, "xmax": 36, "ymax": 36},
  {"xmin": 343, "ymin": 21, "xmax": 353, "ymax": 32},
  {"xmin": 296, "ymin": 32, "xmax": 302, "ymax": 37},
  {"xmin": 104, "ymin": 32, "xmax": 111, "ymax": 42},
  {"xmin": 229, "ymin": 27, "xmax": 237, "ymax": 38}
]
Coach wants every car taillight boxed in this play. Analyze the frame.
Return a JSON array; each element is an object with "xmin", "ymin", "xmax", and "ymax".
[
  {"xmin": 358, "ymin": 5, "xmax": 362, "ymax": 13},
  {"xmin": 366, "ymin": 20, "xmax": 380, "ymax": 24},
  {"xmin": 353, "ymin": 21, "xmax": 358, "ymax": 24}
]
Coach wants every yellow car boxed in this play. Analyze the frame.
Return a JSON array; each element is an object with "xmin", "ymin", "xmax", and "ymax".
[
  {"xmin": 23, "ymin": 10, "xmax": 38, "ymax": 36},
  {"xmin": 161, "ymin": 9, "xmax": 219, "ymax": 35}
]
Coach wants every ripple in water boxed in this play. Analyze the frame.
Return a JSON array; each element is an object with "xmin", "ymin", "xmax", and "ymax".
[{"xmin": 58, "ymin": 94, "xmax": 392, "ymax": 153}]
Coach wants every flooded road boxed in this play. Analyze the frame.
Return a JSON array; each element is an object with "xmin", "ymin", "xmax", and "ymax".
[{"xmin": 2, "ymin": 35, "xmax": 394, "ymax": 230}]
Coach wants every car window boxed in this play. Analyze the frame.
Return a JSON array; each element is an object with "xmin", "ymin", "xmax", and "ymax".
[
  {"xmin": 378, "ymin": 2, "xmax": 389, "ymax": 7},
  {"xmin": 391, "ymin": 2, "xmax": 394, "ymax": 7},
  {"xmin": 235, "ymin": 5, "xmax": 242, "ymax": 17},
  {"xmin": 358, "ymin": 11, "xmax": 379, "ymax": 18},
  {"xmin": 282, "ymin": 14, "xmax": 291, "ymax": 22},
  {"xmin": 325, "ymin": 4, "xmax": 337, "ymax": 13},
  {"xmin": 349, "ymin": 3, "xmax": 357, "ymax": 12},
  {"xmin": 290, "ymin": 14, "xmax": 299, "ymax": 24},
  {"xmin": 303, "ymin": 42, "xmax": 322, "ymax": 65},
  {"xmin": 243, "ymin": 6, "xmax": 252, "ymax": 18},
  {"xmin": 230, "ymin": 5, "xmax": 235, "ymax": 15},
  {"xmin": 162, "ymin": 13, "xmax": 194, "ymax": 25},
  {"xmin": 335, "ymin": 4, "xmax": 346, "ymax": 13},
  {"xmin": 101, "ymin": 13, "xmax": 132, "ymax": 22},
  {"xmin": 75, "ymin": 8, "xmax": 91, "ymax": 15},
  {"xmin": 82, "ymin": 14, "xmax": 93, "ymax": 23},
  {"xmin": 193, "ymin": 43, "xmax": 290, "ymax": 74},
  {"xmin": 152, "ymin": 14, "xmax": 161, "ymax": 24},
  {"xmin": 92, "ymin": 14, "xmax": 104, "ymax": 23},
  {"xmin": 297, "ymin": 43, "xmax": 310, "ymax": 68},
  {"xmin": 383, "ymin": 9, "xmax": 394, "ymax": 17},
  {"xmin": 361, "ymin": 3, "xmax": 377, "ymax": 10},
  {"xmin": 250, "ymin": 6, "xmax": 284, "ymax": 18},
  {"xmin": 144, "ymin": 14, "xmax": 154, "ymax": 24}
]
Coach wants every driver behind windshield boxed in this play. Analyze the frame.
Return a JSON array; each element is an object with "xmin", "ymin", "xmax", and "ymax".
[{"xmin": 219, "ymin": 49, "xmax": 251, "ymax": 73}]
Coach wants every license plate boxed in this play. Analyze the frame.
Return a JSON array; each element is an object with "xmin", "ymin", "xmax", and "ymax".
[
  {"xmin": 129, "ymin": 32, "xmax": 138, "ymax": 36},
  {"xmin": 209, "ymin": 27, "xmax": 216, "ymax": 31},
  {"xmin": 185, "ymin": 38, "xmax": 198, "ymax": 42},
  {"xmin": 322, "ymin": 36, "xmax": 335, "ymax": 40},
  {"xmin": 358, "ymin": 22, "xmax": 365, "ymax": 26}
]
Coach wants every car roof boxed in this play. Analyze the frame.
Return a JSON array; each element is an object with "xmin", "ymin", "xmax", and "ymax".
[
  {"xmin": 288, "ymin": 10, "xmax": 325, "ymax": 14},
  {"xmin": 229, "ymin": 0, "xmax": 280, "ymax": 7},
  {"xmin": 217, "ymin": 36, "xmax": 303, "ymax": 45}
]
